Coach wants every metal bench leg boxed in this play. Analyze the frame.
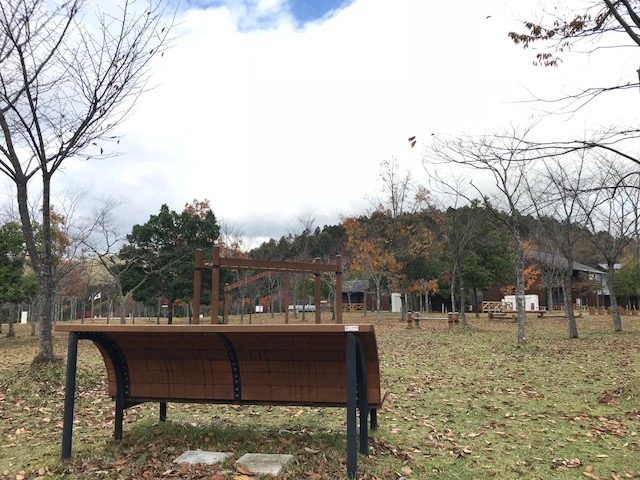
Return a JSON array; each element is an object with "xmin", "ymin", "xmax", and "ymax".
[
  {"xmin": 346, "ymin": 333, "xmax": 357, "ymax": 480},
  {"xmin": 355, "ymin": 337, "xmax": 369, "ymax": 456},
  {"xmin": 160, "ymin": 402, "xmax": 167, "ymax": 422},
  {"xmin": 370, "ymin": 408, "xmax": 378, "ymax": 430},
  {"xmin": 61, "ymin": 333, "xmax": 79, "ymax": 460},
  {"xmin": 114, "ymin": 389, "xmax": 124, "ymax": 440}
]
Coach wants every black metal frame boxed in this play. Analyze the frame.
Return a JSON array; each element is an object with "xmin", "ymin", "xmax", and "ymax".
[
  {"xmin": 218, "ymin": 333, "xmax": 241, "ymax": 400},
  {"xmin": 60, "ymin": 330, "xmax": 376, "ymax": 479},
  {"xmin": 61, "ymin": 332, "xmax": 135, "ymax": 459}
]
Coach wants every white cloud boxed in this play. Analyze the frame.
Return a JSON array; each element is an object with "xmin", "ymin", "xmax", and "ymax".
[{"xmin": 52, "ymin": 0, "xmax": 640, "ymax": 240}]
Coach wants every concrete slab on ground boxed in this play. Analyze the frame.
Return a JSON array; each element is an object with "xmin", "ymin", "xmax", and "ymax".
[
  {"xmin": 173, "ymin": 450, "xmax": 233, "ymax": 465},
  {"xmin": 235, "ymin": 453, "xmax": 294, "ymax": 476}
]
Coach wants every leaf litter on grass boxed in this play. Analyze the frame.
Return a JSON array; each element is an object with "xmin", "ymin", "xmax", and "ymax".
[{"xmin": 1, "ymin": 315, "xmax": 640, "ymax": 479}]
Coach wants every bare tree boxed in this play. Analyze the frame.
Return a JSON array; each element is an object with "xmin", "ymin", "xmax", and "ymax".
[
  {"xmin": 523, "ymin": 153, "xmax": 595, "ymax": 338},
  {"xmin": 426, "ymin": 172, "xmax": 480, "ymax": 327},
  {"xmin": 0, "ymin": 0, "xmax": 172, "ymax": 361},
  {"xmin": 508, "ymin": 0, "xmax": 640, "ymax": 192},
  {"xmin": 80, "ymin": 196, "xmax": 146, "ymax": 324},
  {"xmin": 509, "ymin": 0, "xmax": 640, "ymax": 114},
  {"xmin": 218, "ymin": 219, "xmax": 260, "ymax": 323},
  {"xmin": 368, "ymin": 158, "xmax": 429, "ymax": 221},
  {"xmin": 578, "ymin": 156, "xmax": 639, "ymax": 331},
  {"xmin": 426, "ymin": 126, "xmax": 539, "ymax": 344},
  {"xmin": 367, "ymin": 158, "xmax": 431, "ymax": 321}
]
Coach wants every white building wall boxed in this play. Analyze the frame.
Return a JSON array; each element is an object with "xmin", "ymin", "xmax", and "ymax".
[
  {"xmin": 391, "ymin": 293, "xmax": 402, "ymax": 313},
  {"xmin": 502, "ymin": 294, "xmax": 540, "ymax": 311}
]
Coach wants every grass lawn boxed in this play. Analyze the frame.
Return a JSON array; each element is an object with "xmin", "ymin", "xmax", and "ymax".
[{"xmin": 0, "ymin": 312, "xmax": 638, "ymax": 479}]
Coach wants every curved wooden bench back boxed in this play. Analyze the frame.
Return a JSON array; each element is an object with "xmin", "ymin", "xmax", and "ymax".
[
  {"xmin": 56, "ymin": 323, "xmax": 383, "ymax": 479},
  {"xmin": 56, "ymin": 324, "xmax": 383, "ymax": 407}
]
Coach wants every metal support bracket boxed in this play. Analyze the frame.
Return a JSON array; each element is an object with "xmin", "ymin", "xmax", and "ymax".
[
  {"xmin": 217, "ymin": 333, "xmax": 242, "ymax": 400},
  {"xmin": 61, "ymin": 332, "xmax": 131, "ymax": 460}
]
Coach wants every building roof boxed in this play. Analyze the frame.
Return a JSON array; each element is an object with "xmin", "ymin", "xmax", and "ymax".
[
  {"xmin": 528, "ymin": 251, "xmax": 605, "ymax": 275},
  {"xmin": 342, "ymin": 280, "xmax": 368, "ymax": 293}
]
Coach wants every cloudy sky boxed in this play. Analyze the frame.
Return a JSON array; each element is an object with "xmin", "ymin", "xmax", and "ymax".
[{"xmin": 51, "ymin": 0, "xmax": 639, "ymax": 242}]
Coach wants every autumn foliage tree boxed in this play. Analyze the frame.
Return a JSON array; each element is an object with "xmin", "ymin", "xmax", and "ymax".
[
  {"xmin": 500, "ymin": 242, "xmax": 541, "ymax": 296},
  {"xmin": 364, "ymin": 159, "xmax": 434, "ymax": 318},
  {"xmin": 343, "ymin": 215, "xmax": 400, "ymax": 323},
  {"xmin": 406, "ymin": 278, "xmax": 439, "ymax": 312}
]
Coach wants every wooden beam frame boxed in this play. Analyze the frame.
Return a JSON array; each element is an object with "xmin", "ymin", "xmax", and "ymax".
[{"xmin": 193, "ymin": 245, "xmax": 343, "ymax": 324}]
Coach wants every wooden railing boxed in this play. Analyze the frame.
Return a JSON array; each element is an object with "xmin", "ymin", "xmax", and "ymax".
[
  {"xmin": 343, "ymin": 303, "xmax": 364, "ymax": 312},
  {"xmin": 482, "ymin": 301, "xmax": 513, "ymax": 312}
]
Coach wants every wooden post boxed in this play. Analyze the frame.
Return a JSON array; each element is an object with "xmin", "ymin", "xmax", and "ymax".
[
  {"xmin": 336, "ymin": 255, "xmax": 343, "ymax": 324},
  {"xmin": 284, "ymin": 272, "xmax": 290, "ymax": 324},
  {"xmin": 192, "ymin": 249, "xmax": 202, "ymax": 324},
  {"xmin": 211, "ymin": 245, "xmax": 220, "ymax": 324},
  {"xmin": 314, "ymin": 258, "xmax": 322, "ymax": 324},
  {"xmin": 224, "ymin": 284, "xmax": 230, "ymax": 324}
]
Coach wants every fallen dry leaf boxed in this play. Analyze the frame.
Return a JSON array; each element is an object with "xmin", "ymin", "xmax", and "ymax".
[{"xmin": 236, "ymin": 464, "xmax": 253, "ymax": 475}]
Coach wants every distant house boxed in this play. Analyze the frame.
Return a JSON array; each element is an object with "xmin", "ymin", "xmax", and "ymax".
[
  {"xmin": 341, "ymin": 280, "xmax": 391, "ymax": 312},
  {"xmin": 483, "ymin": 251, "xmax": 607, "ymax": 310},
  {"xmin": 596, "ymin": 263, "xmax": 633, "ymax": 308}
]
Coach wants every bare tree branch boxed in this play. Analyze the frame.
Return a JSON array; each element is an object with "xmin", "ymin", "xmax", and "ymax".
[{"xmin": 0, "ymin": 0, "xmax": 174, "ymax": 361}]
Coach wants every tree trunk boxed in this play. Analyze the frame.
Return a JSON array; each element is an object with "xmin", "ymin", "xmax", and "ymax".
[
  {"xmin": 515, "ymin": 240, "xmax": 526, "ymax": 344},
  {"xmin": 34, "ymin": 284, "xmax": 55, "ymax": 362},
  {"xmin": 547, "ymin": 288, "xmax": 554, "ymax": 311},
  {"xmin": 116, "ymin": 278, "xmax": 127, "ymax": 324},
  {"xmin": 450, "ymin": 265, "xmax": 457, "ymax": 313},
  {"xmin": 16, "ymin": 174, "xmax": 55, "ymax": 361},
  {"xmin": 562, "ymin": 271, "xmax": 579, "ymax": 338},
  {"xmin": 473, "ymin": 287, "xmax": 480, "ymax": 318},
  {"xmin": 458, "ymin": 275, "xmax": 467, "ymax": 328},
  {"xmin": 607, "ymin": 264, "xmax": 623, "ymax": 332},
  {"xmin": 7, "ymin": 303, "xmax": 15, "ymax": 337},
  {"xmin": 363, "ymin": 290, "xmax": 367, "ymax": 317},
  {"xmin": 167, "ymin": 299, "xmax": 174, "ymax": 324},
  {"xmin": 30, "ymin": 301, "xmax": 36, "ymax": 336}
]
